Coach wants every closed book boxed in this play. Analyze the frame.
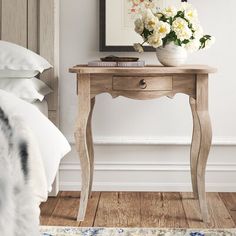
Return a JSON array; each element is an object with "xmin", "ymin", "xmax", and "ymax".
[
  {"xmin": 88, "ymin": 61, "xmax": 117, "ymax": 67},
  {"xmin": 88, "ymin": 60, "xmax": 145, "ymax": 67},
  {"xmin": 118, "ymin": 61, "xmax": 145, "ymax": 67}
]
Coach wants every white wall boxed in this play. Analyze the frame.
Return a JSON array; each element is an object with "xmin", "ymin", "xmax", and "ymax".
[{"xmin": 59, "ymin": 0, "xmax": 236, "ymax": 192}]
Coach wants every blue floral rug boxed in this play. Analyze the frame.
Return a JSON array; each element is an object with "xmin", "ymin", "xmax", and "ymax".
[{"xmin": 40, "ymin": 227, "xmax": 236, "ymax": 236}]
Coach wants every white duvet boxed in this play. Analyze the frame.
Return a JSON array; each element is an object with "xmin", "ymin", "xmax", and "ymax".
[{"xmin": 0, "ymin": 89, "xmax": 71, "ymax": 202}]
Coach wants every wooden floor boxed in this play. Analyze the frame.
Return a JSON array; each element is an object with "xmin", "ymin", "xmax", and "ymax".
[{"xmin": 40, "ymin": 192, "xmax": 236, "ymax": 228}]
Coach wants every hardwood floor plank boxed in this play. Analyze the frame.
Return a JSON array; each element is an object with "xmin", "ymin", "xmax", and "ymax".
[
  {"xmin": 181, "ymin": 192, "xmax": 207, "ymax": 228},
  {"xmin": 140, "ymin": 192, "xmax": 162, "ymax": 227},
  {"xmin": 117, "ymin": 192, "xmax": 141, "ymax": 227},
  {"xmin": 40, "ymin": 193, "xmax": 61, "ymax": 225},
  {"xmin": 94, "ymin": 192, "xmax": 119, "ymax": 227},
  {"xmin": 42, "ymin": 192, "xmax": 100, "ymax": 227},
  {"xmin": 140, "ymin": 192, "xmax": 188, "ymax": 228},
  {"xmin": 94, "ymin": 192, "xmax": 141, "ymax": 227},
  {"xmin": 160, "ymin": 193, "xmax": 188, "ymax": 228},
  {"xmin": 47, "ymin": 191, "xmax": 81, "ymax": 226},
  {"xmin": 201, "ymin": 193, "xmax": 235, "ymax": 228},
  {"xmin": 219, "ymin": 193, "xmax": 236, "ymax": 225},
  {"xmin": 80, "ymin": 192, "xmax": 100, "ymax": 227},
  {"xmin": 181, "ymin": 192, "xmax": 235, "ymax": 228}
]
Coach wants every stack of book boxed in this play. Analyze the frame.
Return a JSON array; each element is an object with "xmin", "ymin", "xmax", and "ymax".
[{"xmin": 88, "ymin": 56, "xmax": 145, "ymax": 67}]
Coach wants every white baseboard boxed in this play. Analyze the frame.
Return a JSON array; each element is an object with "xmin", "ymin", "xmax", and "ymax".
[
  {"xmin": 60, "ymin": 162, "xmax": 236, "ymax": 172},
  {"xmin": 59, "ymin": 139, "xmax": 236, "ymax": 192},
  {"xmin": 68, "ymin": 136, "xmax": 236, "ymax": 146},
  {"xmin": 59, "ymin": 162, "xmax": 236, "ymax": 192}
]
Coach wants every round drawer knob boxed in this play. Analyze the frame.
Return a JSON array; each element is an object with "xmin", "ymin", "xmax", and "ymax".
[{"xmin": 139, "ymin": 79, "xmax": 147, "ymax": 89}]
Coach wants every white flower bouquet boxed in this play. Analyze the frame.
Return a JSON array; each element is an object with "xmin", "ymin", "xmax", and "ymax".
[{"xmin": 134, "ymin": 2, "xmax": 215, "ymax": 53}]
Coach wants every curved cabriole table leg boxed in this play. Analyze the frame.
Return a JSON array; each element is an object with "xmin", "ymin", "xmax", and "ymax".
[
  {"xmin": 87, "ymin": 97, "xmax": 96, "ymax": 197},
  {"xmin": 195, "ymin": 74, "xmax": 212, "ymax": 223},
  {"xmin": 74, "ymin": 74, "xmax": 91, "ymax": 221},
  {"xmin": 196, "ymin": 110, "xmax": 212, "ymax": 222},
  {"xmin": 189, "ymin": 97, "xmax": 201, "ymax": 199}
]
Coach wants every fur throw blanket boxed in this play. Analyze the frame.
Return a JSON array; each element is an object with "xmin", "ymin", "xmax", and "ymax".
[{"xmin": 0, "ymin": 107, "xmax": 40, "ymax": 236}]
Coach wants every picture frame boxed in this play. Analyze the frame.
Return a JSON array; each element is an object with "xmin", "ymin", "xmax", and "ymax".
[{"xmin": 100, "ymin": 0, "xmax": 187, "ymax": 52}]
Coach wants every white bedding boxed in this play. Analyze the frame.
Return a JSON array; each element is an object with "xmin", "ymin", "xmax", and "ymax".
[
  {"xmin": 0, "ymin": 89, "xmax": 71, "ymax": 202},
  {"xmin": 32, "ymin": 100, "xmax": 49, "ymax": 117}
]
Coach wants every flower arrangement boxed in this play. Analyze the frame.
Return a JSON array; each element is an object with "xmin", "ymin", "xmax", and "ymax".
[{"xmin": 133, "ymin": 2, "xmax": 215, "ymax": 53}]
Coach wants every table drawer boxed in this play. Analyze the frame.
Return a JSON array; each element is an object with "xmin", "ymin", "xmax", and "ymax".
[{"xmin": 112, "ymin": 76, "xmax": 173, "ymax": 91}]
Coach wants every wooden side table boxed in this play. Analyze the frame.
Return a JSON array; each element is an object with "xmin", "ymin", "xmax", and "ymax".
[{"xmin": 69, "ymin": 65, "xmax": 217, "ymax": 222}]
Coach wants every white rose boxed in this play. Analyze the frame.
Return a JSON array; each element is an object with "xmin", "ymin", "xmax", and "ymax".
[
  {"xmin": 147, "ymin": 34, "xmax": 163, "ymax": 48},
  {"xmin": 155, "ymin": 21, "xmax": 171, "ymax": 38},
  {"xmin": 185, "ymin": 39, "xmax": 201, "ymax": 52},
  {"xmin": 172, "ymin": 17, "xmax": 188, "ymax": 31},
  {"xmin": 185, "ymin": 8, "xmax": 198, "ymax": 22},
  {"xmin": 162, "ymin": 6, "xmax": 177, "ymax": 18},
  {"xmin": 133, "ymin": 43, "xmax": 144, "ymax": 53},
  {"xmin": 145, "ymin": 17, "xmax": 159, "ymax": 31},
  {"xmin": 172, "ymin": 17, "xmax": 192, "ymax": 41},
  {"xmin": 143, "ymin": 9, "xmax": 159, "ymax": 31},
  {"xmin": 134, "ymin": 18, "xmax": 144, "ymax": 35}
]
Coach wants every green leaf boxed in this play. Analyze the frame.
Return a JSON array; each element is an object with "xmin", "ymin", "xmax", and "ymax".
[
  {"xmin": 176, "ymin": 10, "xmax": 184, "ymax": 18},
  {"xmin": 142, "ymin": 28, "xmax": 153, "ymax": 39},
  {"xmin": 182, "ymin": 39, "xmax": 190, "ymax": 44},
  {"xmin": 175, "ymin": 39, "xmax": 182, "ymax": 46}
]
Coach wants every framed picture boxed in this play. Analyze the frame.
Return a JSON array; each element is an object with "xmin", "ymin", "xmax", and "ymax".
[{"xmin": 100, "ymin": 0, "xmax": 187, "ymax": 52}]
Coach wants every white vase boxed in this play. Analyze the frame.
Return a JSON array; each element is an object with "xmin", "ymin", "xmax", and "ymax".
[{"xmin": 156, "ymin": 43, "xmax": 188, "ymax": 67}]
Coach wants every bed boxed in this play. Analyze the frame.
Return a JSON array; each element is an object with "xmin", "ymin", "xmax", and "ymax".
[
  {"xmin": 32, "ymin": 100, "xmax": 49, "ymax": 117},
  {"xmin": 0, "ymin": 0, "xmax": 62, "ymax": 196}
]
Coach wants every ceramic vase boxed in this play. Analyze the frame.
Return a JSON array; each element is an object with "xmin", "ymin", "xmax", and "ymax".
[{"xmin": 156, "ymin": 43, "xmax": 188, "ymax": 67}]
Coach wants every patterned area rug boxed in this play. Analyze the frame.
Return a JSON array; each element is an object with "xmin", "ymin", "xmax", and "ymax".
[{"xmin": 40, "ymin": 227, "xmax": 236, "ymax": 236}]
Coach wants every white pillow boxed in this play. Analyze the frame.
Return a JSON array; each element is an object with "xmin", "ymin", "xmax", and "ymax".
[
  {"xmin": 0, "ymin": 77, "xmax": 52, "ymax": 102},
  {"xmin": 0, "ymin": 69, "xmax": 39, "ymax": 78},
  {"xmin": 0, "ymin": 40, "xmax": 52, "ymax": 78}
]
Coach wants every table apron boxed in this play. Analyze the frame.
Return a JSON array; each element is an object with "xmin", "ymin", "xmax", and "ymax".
[{"xmin": 86, "ymin": 73, "xmax": 196, "ymax": 99}]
